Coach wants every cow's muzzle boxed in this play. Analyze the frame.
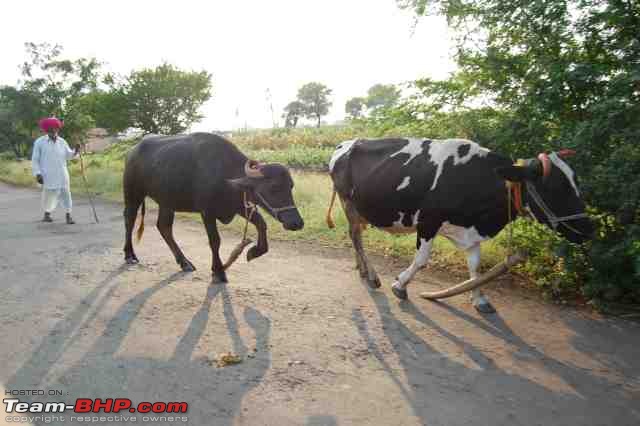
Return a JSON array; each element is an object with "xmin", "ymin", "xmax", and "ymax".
[{"xmin": 280, "ymin": 209, "xmax": 304, "ymax": 231}]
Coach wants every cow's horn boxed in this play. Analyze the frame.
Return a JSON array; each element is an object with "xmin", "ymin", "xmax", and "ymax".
[
  {"xmin": 419, "ymin": 252, "xmax": 526, "ymax": 300},
  {"xmin": 245, "ymin": 160, "xmax": 264, "ymax": 178},
  {"xmin": 537, "ymin": 153, "xmax": 551, "ymax": 179},
  {"xmin": 557, "ymin": 149, "xmax": 576, "ymax": 158}
]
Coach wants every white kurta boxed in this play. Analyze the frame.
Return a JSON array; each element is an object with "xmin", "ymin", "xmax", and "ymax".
[
  {"xmin": 31, "ymin": 135, "xmax": 76, "ymax": 189},
  {"xmin": 31, "ymin": 135, "xmax": 77, "ymax": 213}
]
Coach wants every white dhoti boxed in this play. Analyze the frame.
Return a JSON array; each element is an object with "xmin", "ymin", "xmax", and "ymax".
[{"xmin": 41, "ymin": 187, "xmax": 73, "ymax": 214}]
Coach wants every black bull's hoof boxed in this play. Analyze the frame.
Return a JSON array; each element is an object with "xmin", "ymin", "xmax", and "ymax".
[
  {"xmin": 179, "ymin": 259, "xmax": 196, "ymax": 272},
  {"xmin": 212, "ymin": 270, "xmax": 228, "ymax": 284},
  {"xmin": 246, "ymin": 245, "xmax": 266, "ymax": 262},
  {"xmin": 125, "ymin": 256, "xmax": 139, "ymax": 265}
]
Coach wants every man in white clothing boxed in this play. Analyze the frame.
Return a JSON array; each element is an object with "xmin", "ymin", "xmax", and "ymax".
[{"xmin": 31, "ymin": 117, "xmax": 80, "ymax": 224}]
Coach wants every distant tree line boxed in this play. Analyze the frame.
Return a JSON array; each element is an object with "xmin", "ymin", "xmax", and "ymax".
[{"xmin": 0, "ymin": 42, "xmax": 212, "ymax": 156}]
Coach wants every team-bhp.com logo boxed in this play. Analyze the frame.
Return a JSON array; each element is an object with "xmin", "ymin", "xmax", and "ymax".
[{"xmin": 4, "ymin": 398, "xmax": 188, "ymax": 414}]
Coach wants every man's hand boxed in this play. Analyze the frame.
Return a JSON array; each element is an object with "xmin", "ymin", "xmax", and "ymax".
[{"xmin": 36, "ymin": 174, "xmax": 43, "ymax": 185}]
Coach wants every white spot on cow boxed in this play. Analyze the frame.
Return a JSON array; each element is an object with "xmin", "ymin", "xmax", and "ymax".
[
  {"xmin": 329, "ymin": 139, "xmax": 356, "ymax": 172},
  {"xmin": 438, "ymin": 221, "xmax": 489, "ymax": 250},
  {"xmin": 428, "ymin": 139, "xmax": 490, "ymax": 190},
  {"xmin": 412, "ymin": 209, "xmax": 421, "ymax": 226},
  {"xmin": 396, "ymin": 176, "xmax": 411, "ymax": 191},
  {"xmin": 390, "ymin": 138, "xmax": 426, "ymax": 166},
  {"xmin": 549, "ymin": 152, "xmax": 580, "ymax": 196},
  {"xmin": 393, "ymin": 212, "xmax": 405, "ymax": 227},
  {"xmin": 379, "ymin": 211, "xmax": 416, "ymax": 234}
]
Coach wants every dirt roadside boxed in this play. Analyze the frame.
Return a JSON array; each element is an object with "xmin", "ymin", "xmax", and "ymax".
[{"xmin": 1, "ymin": 182, "xmax": 639, "ymax": 426}]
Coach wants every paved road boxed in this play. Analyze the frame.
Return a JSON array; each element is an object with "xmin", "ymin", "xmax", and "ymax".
[{"xmin": 1, "ymin": 182, "xmax": 639, "ymax": 426}]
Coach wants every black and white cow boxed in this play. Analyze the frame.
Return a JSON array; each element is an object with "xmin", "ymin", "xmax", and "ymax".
[{"xmin": 327, "ymin": 138, "xmax": 594, "ymax": 313}]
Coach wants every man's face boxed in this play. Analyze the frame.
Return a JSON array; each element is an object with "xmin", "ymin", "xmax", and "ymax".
[{"xmin": 47, "ymin": 128, "xmax": 58, "ymax": 141}]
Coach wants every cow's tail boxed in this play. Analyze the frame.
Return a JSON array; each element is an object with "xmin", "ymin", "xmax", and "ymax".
[
  {"xmin": 326, "ymin": 189, "xmax": 337, "ymax": 229},
  {"xmin": 136, "ymin": 200, "xmax": 146, "ymax": 243}
]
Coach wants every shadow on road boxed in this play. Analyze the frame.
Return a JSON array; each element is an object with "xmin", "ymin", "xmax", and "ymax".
[
  {"xmin": 353, "ymin": 284, "xmax": 638, "ymax": 426},
  {"xmin": 8, "ymin": 270, "xmax": 271, "ymax": 426}
]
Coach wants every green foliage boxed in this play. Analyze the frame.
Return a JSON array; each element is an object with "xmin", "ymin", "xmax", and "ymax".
[
  {"xmin": 390, "ymin": 0, "xmax": 640, "ymax": 304},
  {"xmin": 125, "ymin": 63, "xmax": 212, "ymax": 134},
  {"xmin": 345, "ymin": 97, "xmax": 366, "ymax": 119},
  {"xmin": 0, "ymin": 42, "xmax": 104, "ymax": 153},
  {"xmin": 295, "ymin": 82, "xmax": 333, "ymax": 127},
  {"xmin": 74, "ymin": 90, "xmax": 130, "ymax": 134},
  {"xmin": 365, "ymin": 83, "xmax": 401, "ymax": 111}
]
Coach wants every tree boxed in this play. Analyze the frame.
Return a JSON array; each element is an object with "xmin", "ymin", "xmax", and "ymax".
[
  {"xmin": 365, "ymin": 84, "xmax": 401, "ymax": 111},
  {"xmin": 297, "ymin": 82, "xmax": 332, "ymax": 127},
  {"xmin": 75, "ymin": 89, "xmax": 130, "ymax": 134},
  {"xmin": 125, "ymin": 63, "xmax": 212, "ymax": 134},
  {"xmin": 397, "ymin": 0, "xmax": 640, "ymax": 302},
  {"xmin": 345, "ymin": 97, "xmax": 366, "ymax": 119},
  {"xmin": 0, "ymin": 42, "xmax": 104, "ymax": 154},
  {"xmin": 283, "ymin": 101, "xmax": 305, "ymax": 128}
]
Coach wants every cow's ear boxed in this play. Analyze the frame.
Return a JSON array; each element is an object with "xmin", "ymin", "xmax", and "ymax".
[
  {"xmin": 226, "ymin": 177, "xmax": 256, "ymax": 191},
  {"xmin": 494, "ymin": 165, "xmax": 538, "ymax": 182}
]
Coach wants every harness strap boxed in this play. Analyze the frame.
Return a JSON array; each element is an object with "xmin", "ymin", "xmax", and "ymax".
[
  {"xmin": 242, "ymin": 192, "xmax": 257, "ymax": 241},
  {"xmin": 506, "ymin": 158, "xmax": 589, "ymax": 237},
  {"xmin": 254, "ymin": 191, "xmax": 297, "ymax": 217},
  {"xmin": 524, "ymin": 181, "xmax": 589, "ymax": 235}
]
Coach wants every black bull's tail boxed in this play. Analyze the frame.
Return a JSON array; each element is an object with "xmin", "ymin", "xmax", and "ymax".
[{"xmin": 136, "ymin": 200, "xmax": 146, "ymax": 242}]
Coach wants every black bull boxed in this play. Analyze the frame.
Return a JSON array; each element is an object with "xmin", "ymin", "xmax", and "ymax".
[{"xmin": 122, "ymin": 132, "xmax": 304, "ymax": 282}]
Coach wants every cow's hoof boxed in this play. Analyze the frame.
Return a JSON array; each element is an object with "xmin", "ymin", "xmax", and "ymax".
[
  {"xmin": 180, "ymin": 260, "xmax": 196, "ymax": 272},
  {"xmin": 212, "ymin": 271, "xmax": 228, "ymax": 284},
  {"xmin": 474, "ymin": 301, "xmax": 496, "ymax": 314},
  {"xmin": 367, "ymin": 275, "xmax": 382, "ymax": 289},
  {"xmin": 125, "ymin": 256, "xmax": 139, "ymax": 265},
  {"xmin": 391, "ymin": 283, "xmax": 408, "ymax": 300}
]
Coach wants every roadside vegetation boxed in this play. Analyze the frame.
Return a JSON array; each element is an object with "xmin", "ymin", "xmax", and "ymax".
[{"xmin": 2, "ymin": 0, "xmax": 639, "ymax": 311}]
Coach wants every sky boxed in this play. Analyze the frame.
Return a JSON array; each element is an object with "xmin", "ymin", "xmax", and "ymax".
[{"xmin": 0, "ymin": 0, "xmax": 456, "ymax": 131}]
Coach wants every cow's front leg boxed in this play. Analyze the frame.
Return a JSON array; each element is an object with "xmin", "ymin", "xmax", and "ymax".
[
  {"xmin": 391, "ymin": 237, "xmax": 433, "ymax": 300},
  {"xmin": 466, "ymin": 243, "xmax": 496, "ymax": 313},
  {"xmin": 246, "ymin": 211, "xmax": 268, "ymax": 262},
  {"xmin": 202, "ymin": 212, "xmax": 227, "ymax": 283}
]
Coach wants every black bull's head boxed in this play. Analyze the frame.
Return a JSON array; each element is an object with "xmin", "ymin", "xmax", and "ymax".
[{"xmin": 227, "ymin": 161, "xmax": 304, "ymax": 231}]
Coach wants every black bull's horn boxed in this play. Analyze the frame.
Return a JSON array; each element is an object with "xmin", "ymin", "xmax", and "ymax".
[
  {"xmin": 245, "ymin": 160, "xmax": 264, "ymax": 178},
  {"xmin": 419, "ymin": 251, "xmax": 526, "ymax": 299}
]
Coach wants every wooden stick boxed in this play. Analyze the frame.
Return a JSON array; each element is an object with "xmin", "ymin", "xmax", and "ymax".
[
  {"xmin": 420, "ymin": 252, "xmax": 526, "ymax": 300},
  {"xmin": 222, "ymin": 238, "xmax": 253, "ymax": 270}
]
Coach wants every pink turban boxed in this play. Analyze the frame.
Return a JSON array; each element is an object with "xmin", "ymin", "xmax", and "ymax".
[{"xmin": 39, "ymin": 117, "xmax": 63, "ymax": 132}]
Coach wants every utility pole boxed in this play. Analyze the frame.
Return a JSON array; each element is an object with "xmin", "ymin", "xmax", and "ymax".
[{"xmin": 266, "ymin": 88, "xmax": 277, "ymax": 129}]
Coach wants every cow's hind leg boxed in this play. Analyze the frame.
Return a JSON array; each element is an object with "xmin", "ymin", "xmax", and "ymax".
[
  {"xmin": 202, "ymin": 212, "xmax": 227, "ymax": 283},
  {"xmin": 391, "ymin": 235, "xmax": 434, "ymax": 300},
  {"xmin": 123, "ymin": 198, "xmax": 143, "ymax": 264},
  {"xmin": 466, "ymin": 244, "xmax": 496, "ymax": 313},
  {"xmin": 341, "ymin": 197, "xmax": 380, "ymax": 288},
  {"xmin": 157, "ymin": 207, "xmax": 195, "ymax": 272}
]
